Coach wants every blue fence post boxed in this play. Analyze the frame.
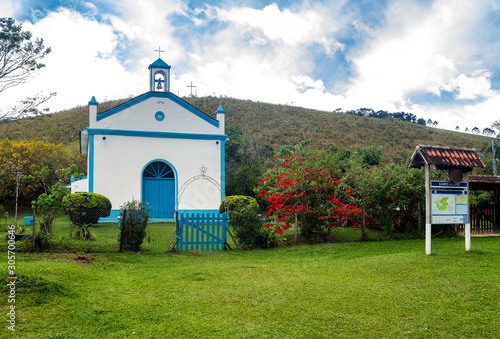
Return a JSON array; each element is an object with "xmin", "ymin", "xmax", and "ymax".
[
  {"xmin": 215, "ymin": 213, "xmax": 220, "ymax": 250},
  {"xmin": 213, "ymin": 213, "xmax": 216, "ymax": 250},
  {"xmin": 176, "ymin": 212, "xmax": 183, "ymax": 252},
  {"xmin": 221, "ymin": 212, "xmax": 227, "ymax": 250}
]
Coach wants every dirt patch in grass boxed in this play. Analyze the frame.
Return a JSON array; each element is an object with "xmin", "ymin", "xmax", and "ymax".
[
  {"xmin": 73, "ymin": 254, "xmax": 96, "ymax": 265},
  {"xmin": 51, "ymin": 253, "xmax": 98, "ymax": 265}
]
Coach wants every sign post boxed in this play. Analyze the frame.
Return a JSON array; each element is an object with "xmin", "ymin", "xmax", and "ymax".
[
  {"xmin": 426, "ymin": 179, "xmax": 470, "ymax": 255},
  {"xmin": 409, "ymin": 145, "xmax": 485, "ymax": 255}
]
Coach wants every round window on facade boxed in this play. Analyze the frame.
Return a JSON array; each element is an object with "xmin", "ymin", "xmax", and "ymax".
[{"xmin": 155, "ymin": 111, "xmax": 165, "ymax": 121}]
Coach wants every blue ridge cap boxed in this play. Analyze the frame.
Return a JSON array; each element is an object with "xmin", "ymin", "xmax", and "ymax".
[
  {"xmin": 216, "ymin": 105, "xmax": 226, "ymax": 114},
  {"xmin": 148, "ymin": 58, "xmax": 171, "ymax": 69},
  {"xmin": 88, "ymin": 96, "xmax": 98, "ymax": 106}
]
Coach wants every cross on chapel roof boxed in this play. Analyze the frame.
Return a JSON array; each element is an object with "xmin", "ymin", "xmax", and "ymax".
[{"xmin": 155, "ymin": 46, "xmax": 165, "ymax": 59}]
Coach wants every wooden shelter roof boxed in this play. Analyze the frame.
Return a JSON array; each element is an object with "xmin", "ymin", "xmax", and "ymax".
[
  {"xmin": 408, "ymin": 145, "xmax": 486, "ymax": 171},
  {"xmin": 469, "ymin": 175, "xmax": 500, "ymax": 192}
]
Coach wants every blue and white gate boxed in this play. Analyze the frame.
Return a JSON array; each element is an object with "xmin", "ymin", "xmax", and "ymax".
[
  {"xmin": 176, "ymin": 212, "xmax": 227, "ymax": 251},
  {"xmin": 173, "ymin": 164, "xmax": 228, "ymax": 251}
]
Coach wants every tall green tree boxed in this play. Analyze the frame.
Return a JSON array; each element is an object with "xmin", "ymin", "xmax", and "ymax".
[
  {"xmin": 0, "ymin": 17, "xmax": 54, "ymax": 121},
  {"xmin": 0, "ymin": 139, "xmax": 85, "ymax": 206},
  {"xmin": 225, "ymin": 125, "xmax": 273, "ymax": 197}
]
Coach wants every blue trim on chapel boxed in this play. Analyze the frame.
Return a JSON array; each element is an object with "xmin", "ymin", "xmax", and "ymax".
[
  {"xmin": 148, "ymin": 58, "xmax": 171, "ymax": 69},
  {"xmin": 88, "ymin": 96, "xmax": 98, "ymax": 106},
  {"xmin": 98, "ymin": 209, "xmax": 221, "ymax": 223},
  {"xmin": 216, "ymin": 105, "xmax": 226, "ymax": 114},
  {"xmin": 96, "ymin": 92, "xmax": 219, "ymax": 128},
  {"xmin": 87, "ymin": 128, "xmax": 227, "ymax": 141}
]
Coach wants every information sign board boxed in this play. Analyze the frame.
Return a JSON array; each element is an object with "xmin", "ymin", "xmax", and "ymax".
[{"xmin": 431, "ymin": 189, "xmax": 468, "ymax": 224}]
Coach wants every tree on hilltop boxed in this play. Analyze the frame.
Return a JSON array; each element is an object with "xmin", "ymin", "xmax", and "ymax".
[
  {"xmin": 492, "ymin": 120, "xmax": 500, "ymax": 139},
  {"xmin": 417, "ymin": 118, "xmax": 426, "ymax": 125},
  {"xmin": 482, "ymin": 127, "xmax": 496, "ymax": 137}
]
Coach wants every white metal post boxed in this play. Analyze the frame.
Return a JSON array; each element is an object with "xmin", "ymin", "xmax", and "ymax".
[
  {"xmin": 465, "ymin": 223, "xmax": 471, "ymax": 251},
  {"xmin": 425, "ymin": 164, "xmax": 432, "ymax": 255},
  {"xmin": 426, "ymin": 223, "xmax": 432, "ymax": 255},
  {"xmin": 465, "ymin": 177, "xmax": 471, "ymax": 252}
]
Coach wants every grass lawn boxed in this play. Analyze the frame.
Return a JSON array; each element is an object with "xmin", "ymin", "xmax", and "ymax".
[
  {"xmin": 0, "ymin": 212, "xmax": 384, "ymax": 253},
  {"xmin": 2, "ymin": 233, "xmax": 499, "ymax": 338}
]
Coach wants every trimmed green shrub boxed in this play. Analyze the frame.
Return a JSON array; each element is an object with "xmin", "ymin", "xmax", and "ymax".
[
  {"xmin": 229, "ymin": 205, "xmax": 277, "ymax": 249},
  {"xmin": 119, "ymin": 199, "xmax": 149, "ymax": 252},
  {"xmin": 219, "ymin": 195, "xmax": 259, "ymax": 214},
  {"xmin": 63, "ymin": 193, "xmax": 112, "ymax": 225}
]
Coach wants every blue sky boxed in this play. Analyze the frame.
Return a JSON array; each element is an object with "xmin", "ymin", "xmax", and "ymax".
[{"xmin": 1, "ymin": 0, "xmax": 500, "ymax": 132}]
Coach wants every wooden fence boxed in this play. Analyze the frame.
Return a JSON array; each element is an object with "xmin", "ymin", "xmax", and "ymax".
[
  {"xmin": 176, "ymin": 212, "xmax": 227, "ymax": 252},
  {"xmin": 456, "ymin": 207, "xmax": 500, "ymax": 234}
]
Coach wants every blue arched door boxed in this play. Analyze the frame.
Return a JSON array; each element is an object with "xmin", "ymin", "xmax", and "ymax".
[{"xmin": 142, "ymin": 161, "xmax": 175, "ymax": 218}]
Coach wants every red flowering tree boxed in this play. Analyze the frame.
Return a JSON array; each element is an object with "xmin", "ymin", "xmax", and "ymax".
[{"xmin": 255, "ymin": 153, "xmax": 362, "ymax": 241}]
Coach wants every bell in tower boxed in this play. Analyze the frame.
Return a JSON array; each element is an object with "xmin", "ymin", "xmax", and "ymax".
[
  {"xmin": 148, "ymin": 47, "xmax": 171, "ymax": 93},
  {"xmin": 155, "ymin": 76, "xmax": 164, "ymax": 90}
]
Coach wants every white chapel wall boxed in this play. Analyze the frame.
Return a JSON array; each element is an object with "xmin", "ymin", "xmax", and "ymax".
[{"xmin": 92, "ymin": 134, "xmax": 223, "ymax": 212}]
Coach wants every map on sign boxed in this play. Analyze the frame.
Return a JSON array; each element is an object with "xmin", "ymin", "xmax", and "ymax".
[
  {"xmin": 431, "ymin": 190, "xmax": 469, "ymax": 224},
  {"xmin": 433, "ymin": 195, "xmax": 454, "ymax": 214}
]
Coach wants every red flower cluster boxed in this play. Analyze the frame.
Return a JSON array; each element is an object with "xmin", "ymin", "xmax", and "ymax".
[{"xmin": 255, "ymin": 153, "xmax": 364, "ymax": 236}]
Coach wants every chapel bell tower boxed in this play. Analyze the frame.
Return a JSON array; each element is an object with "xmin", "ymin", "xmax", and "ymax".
[{"xmin": 148, "ymin": 47, "xmax": 171, "ymax": 93}]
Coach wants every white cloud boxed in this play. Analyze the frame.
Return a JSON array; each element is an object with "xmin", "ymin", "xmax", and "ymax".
[
  {"xmin": 344, "ymin": 0, "xmax": 494, "ymax": 113},
  {"xmin": 423, "ymin": 95, "xmax": 500, "ymax": 132},
  {"xmin": 212, "ymin": 3, "xmax": 344, "ymax": 55},
  {"xmin": 172, "ymin": 2, "xmax": 354, "ymax": 105},
  {"xmin": 292, "ymin": 75, "xmax": 326, "ymax": 94},
  {"xmin": 0, "ymin": 0, "xmax": 18, "ymax": 18},
  {"xmin": 0, "ymin": 8, "xmax": 146, "ymax": 112},
  {"xmin": 439, "ymin": 71, "xmax": 495, "ymax": 100},
  {"xmin": 84, "ymin": 2, "xmax": 98, "ymax": 15},
  {"xmin": 104, "ymin": 0, "xmax": 187, "ymax": 63}
]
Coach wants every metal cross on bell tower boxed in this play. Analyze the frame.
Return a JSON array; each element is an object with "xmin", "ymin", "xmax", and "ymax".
[
  {"xmin": 149, "ymin": 45, "xmax": 171, "ymax": 92},
  {"xmin": 154, "ymin": 46, "xmax": 165, "ymax": 59}
]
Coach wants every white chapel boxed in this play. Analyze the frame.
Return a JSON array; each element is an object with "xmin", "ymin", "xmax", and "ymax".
[{"xmin": 74, "ymin": 56, "xmax": 227, "ymax": 221}]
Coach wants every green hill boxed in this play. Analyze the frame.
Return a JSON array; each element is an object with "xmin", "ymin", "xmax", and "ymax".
[{"xmin": 0, "ymin": 95, "xmax": 494, "ymax": 165}]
